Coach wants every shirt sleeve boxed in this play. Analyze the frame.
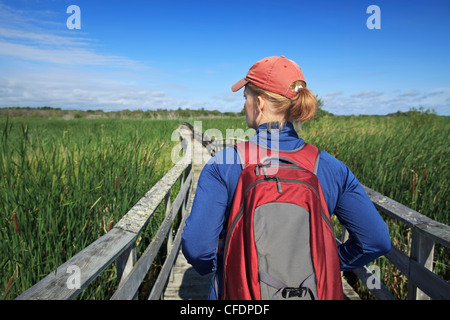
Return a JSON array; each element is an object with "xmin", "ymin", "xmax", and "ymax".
[{"xmin": 317, "ymin": 151, "xmax": 391, "ymax": 270}]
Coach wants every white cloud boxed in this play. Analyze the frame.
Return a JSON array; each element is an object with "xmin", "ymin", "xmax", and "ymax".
[
  {"xmin": 0, "ymin": 2, "xmax": 199, "ymax": 111},
  {"xmin": 0, "ymin": 40, "xmax": 139, "ymax": 67},
  {"xmin": 324, "ymin": 91, "xmax": 343, "ymax": 98},
  {"xmin": 0, "ymin": 69, "xmax": 185, "ymax": 111},
  {"xmin": 0, "ymin": 26, "xmax": 90, "ymax": 46},
  {"xmin": 400, "ymin": 89, "xmax": 420, "ymax": 97},
  {"xmin": 322, "ymin": 88, "xmax": 450, "ymax": 115},
  {"xmin": 350, "ymin": 90, "xmax": 384, "ymax": 99},
  {"xmin": 0, "ymin": 5, "xmax": 141, "ymax": 69}
]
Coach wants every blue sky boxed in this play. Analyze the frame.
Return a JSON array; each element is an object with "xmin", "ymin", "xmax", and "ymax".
[{"xmin": 0, "ymin": 0, "xmax": 449, "ymax": 115}]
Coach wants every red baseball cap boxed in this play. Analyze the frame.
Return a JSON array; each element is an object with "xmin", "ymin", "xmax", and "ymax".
[{"xmin": 231, "ymin": 56, "xmax": 306, "ymax": 98}]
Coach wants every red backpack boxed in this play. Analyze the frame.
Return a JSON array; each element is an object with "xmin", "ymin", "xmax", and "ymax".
[{"xmin": 221, "ymin": 141, "xmax": 344, "ymax": 300}]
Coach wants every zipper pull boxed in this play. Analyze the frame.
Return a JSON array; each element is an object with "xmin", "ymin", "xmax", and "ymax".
[
  {"xmin": 255, "ymin": 164, "xmax": 260, "ymax": 176},
  {"xmin": 274, "ymin": 176, "xmax": 282, "ymax": 193}
]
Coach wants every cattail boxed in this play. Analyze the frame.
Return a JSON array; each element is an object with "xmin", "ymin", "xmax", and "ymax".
[
  {"xmin": 412, "ymin": 176, "xmax": 417, "ymax": 195},
  {"xmin": 107, "ymin": 220, "xmax": 114, "ymax": 232},
  {"xmin": 12, "ymin": 213, "xmax": 19, "ymax": 236},
  {"xmin": 3, "ymin": 276, "xmax": 13, "ymax": 300},
  {"xmin": 114, "ymin": 176, "xmax": 118, "ymax": 192}
]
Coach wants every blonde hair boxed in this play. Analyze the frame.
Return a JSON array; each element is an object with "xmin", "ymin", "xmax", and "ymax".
[{"xmin": 246, "ymin": 81, "xmax": 318, "ymax": 127}]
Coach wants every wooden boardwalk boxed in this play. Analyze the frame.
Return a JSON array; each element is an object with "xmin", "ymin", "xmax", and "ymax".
[
  {"xmin": 163, "ymin": 251, "xmax": 359, "ymax": 300},
  {"xmin": 163, "ymin": 250, "xmax": 214, "ymax": 300},
  {"xmin": 164, "ymin": 128, "xmax": 214, "ymax": 300},
  {"xmin": 162, "ymin": 129, "xmax": 360, "ymax": 300}
]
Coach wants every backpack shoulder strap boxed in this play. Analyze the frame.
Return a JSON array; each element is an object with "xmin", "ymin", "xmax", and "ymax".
[
  {"xmin": 287, "ymin": 143, "xmax": 320, "ymax": 175},
  {"xmin": 234, "ymin": 141, "xmax": 272, "ymax": 169},
  {"xmin": 235, "ymin": 141, "xmax": 321, "ymax": 174},
  {"xmin": 234, "ymin": 141, "xmax": 247, "ymax": 169}
]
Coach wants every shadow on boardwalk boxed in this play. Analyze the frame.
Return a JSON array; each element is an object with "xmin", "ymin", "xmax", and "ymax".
[
  {"xmin": 163, "ymin": 249, "xmax": 213, "ymax": 300},
  {"xmin": 177, "ymin": 267, "xmax": 213, "ymax": 300}
]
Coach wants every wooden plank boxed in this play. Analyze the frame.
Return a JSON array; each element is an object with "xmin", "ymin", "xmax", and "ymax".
[
  {"xmin": 408, "ymin": 229, "xmax": 435, "ymax": 300},
  {"xmin": 409, "ymin": 259, "xmax": 450, "ymax": 300},
  {"xmin": 148, "ymin": 200, "xmax": 191, "ymax": 300},
  {"xmin": 116, "ymin": 243, "xmax": 137, "ymax": 286},
  {"xmin": 337, "ymin": 237, "xmax": 395, "ymax": 300},
  {"xmin": 16, "ymin": 228, "xmax": 136, "ymax": 300},
  {"xmin": 363, "ymin": 185, "xmax": 450, "ymax": 247},
  {"xmin": 147, "ymin": 153, "xmax": 198, "ymax": 300},
  {"xmin": 114, "ymin": 158, "xmax": 190, "ymax": 235},
  {"xmin": 163, "ymin": 249, "xmax": 213, "ymax": 300},
  {"xmin": 341, "ymin": 277, "xmax": 361, "ymax": 300},
  {"xmin": 352, "ymin": 265, "xmax": 397, "ymax": 300},
  {"xmin": 111, "ymin": 171, "xmax": 193, "ymax": 300},
  {"xmin": 415, "ymin": 222, "xmax": 450, "ymax": 249},
  {"xmin": 384, "ymin": 242, "xmax": 409, "ymax": 276}
]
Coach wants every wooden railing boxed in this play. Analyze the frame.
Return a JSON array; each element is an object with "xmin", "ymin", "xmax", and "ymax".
[
  {"xmin": 15, "ymin": 122, "xmax": 450, "ymax": 300},
  {"xmin": 343, "ymin": 187, "xmax": 450, "ymax": 300},
  {"xmin": 16, "ymin": 125, "xmax": 194, "ymax": 300}
]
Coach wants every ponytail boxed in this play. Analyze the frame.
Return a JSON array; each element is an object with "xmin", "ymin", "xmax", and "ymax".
[
  {"xmin": 287, "ymin": 80, "xmax": 318, "ymax": 123},
  {"xmin": 245, "ymin": 81, "xmax": 318, "ymax": 127}
]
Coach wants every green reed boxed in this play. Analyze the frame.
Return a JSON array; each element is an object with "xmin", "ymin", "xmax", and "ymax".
[
  {"xmin": 303, "ymin": 114, "xmax": 449, "ymax": 299},
  {"xmin": 0, "ymin": 117, "xmax": 179, "ymax": 299},
  {"xmin": 1, "ymin": 113, "xmax": 448, "ymax": 300}
]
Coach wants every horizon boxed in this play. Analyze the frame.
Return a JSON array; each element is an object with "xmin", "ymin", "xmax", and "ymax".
[{"xmin": 0, "ymin": 0, "xmax": 449, "ymax": 116}]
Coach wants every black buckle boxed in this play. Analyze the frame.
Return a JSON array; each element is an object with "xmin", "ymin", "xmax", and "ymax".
[{"xmin": 281, "ymin": 287, "xmax": 307, "ymax": 298}]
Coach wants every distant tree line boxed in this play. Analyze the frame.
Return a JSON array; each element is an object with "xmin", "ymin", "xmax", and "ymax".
[{"xmin": 0, "ymin": 106, "xmax": 245, "ymax": 119}]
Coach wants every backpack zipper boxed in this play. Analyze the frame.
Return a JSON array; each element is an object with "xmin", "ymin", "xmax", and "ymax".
[
  {"xmin": 264, "ymin": 175, "xmax": 282, "ymax": 193},
  {"xmin": 255, "ymin": 163, "xmax": 305, "ymax": 176}
]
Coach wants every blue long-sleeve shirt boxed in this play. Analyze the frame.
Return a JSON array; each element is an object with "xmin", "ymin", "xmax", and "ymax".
[{"xmin": 181, "ymin": 122, "xmax": 391, "ymax": 299}]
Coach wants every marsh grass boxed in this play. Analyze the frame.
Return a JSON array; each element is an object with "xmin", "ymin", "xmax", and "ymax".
[
  {"xmin": 1, "ymin": 112, "xmax": 448, "ymax": 300},
  {"xmin": 0, "ymin": 117, "xmax": 179, "ymax": 299},
  {"xmin": 300, "ymin": 113, "xmax": 449, "ymax": 299}
]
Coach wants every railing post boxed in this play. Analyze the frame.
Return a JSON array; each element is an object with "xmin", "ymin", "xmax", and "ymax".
[
  {"xmin": 181, "ymin": 167, "xmax": 188, "ymax": 216},
  {"xmin": 408, "ymin": 228, "xmax": 435, "ymax": 300},
  {"xmin": 165, "ymin": 192, "xmax": 174, "ymax": 283},
  {"xmin": 116, "ymin": 243, "xmax": 137, "ymax": 299}
]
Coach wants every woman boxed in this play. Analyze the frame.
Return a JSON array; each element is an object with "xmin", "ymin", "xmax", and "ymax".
[{"xmin": 181, "ymin": 56, "xmax": 391, "ymax": 300}]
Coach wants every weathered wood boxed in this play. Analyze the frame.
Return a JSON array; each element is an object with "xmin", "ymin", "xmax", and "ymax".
[
  {"xmin": 408, "ymin": 229, "xmax": 435, "ymax": 300},
  {"xmin": 163, "ymin": 249, "xmax": 214, "ymax": 300},
  {"xmin": 116, "ymin": 243, "xmax": 137, "ymax": 299},
  {"xmin": 342, "ymin": 277, "xmax": 361, "ymax": 300},
  {"xmin": 16, "ymin": 227, "xmax": 136, "ymax": 300},
  {"xmin": 337, "ymin": 237, "xmax": 396, "ymax": 300},
  {"xmin": 116, "ymin": 243, "xmax": 137, "ymax": 286},
  {"xmin": 111, "ymin": 169, "xmax": 193, "ymax": 300},
  {"xmin": 165, "ymin": 192, "xmax": 173, "ymax": 282},
  {"xmin": 363, "ymin": 185, "xmax": 450, "ymax": 247},
  {"xmin": 148, "ymin": 195, "xmax": 191, "ymax": 300},
  {"xmin": 114, "ymin": 157, "xmax": 191, "ymax": 235},
  {"xmin": 384, "ymin": 242, "xmax": 409, "ymax": 276},
  {"xmin": 161, "ymin": 130, "xmax": 215, "ymax": 300},
  {"xmin": 408, "ymin": 258, "xmax": 450, "ymax": 300},
  {"xmin": 352, "ymin": 265, "xmax": 397, "ymax": 300}
]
